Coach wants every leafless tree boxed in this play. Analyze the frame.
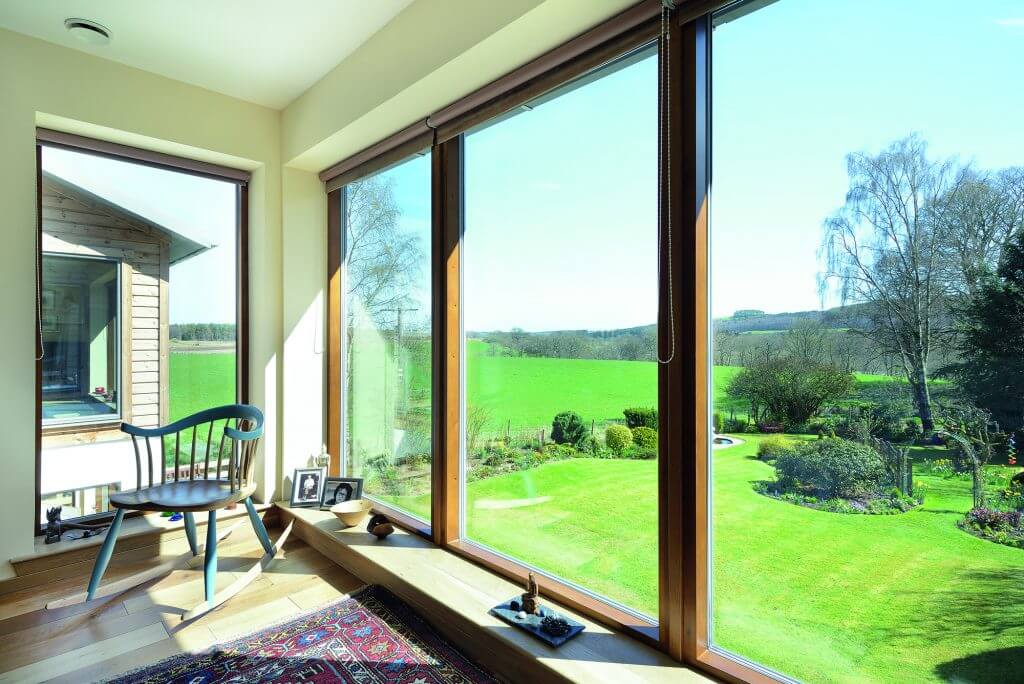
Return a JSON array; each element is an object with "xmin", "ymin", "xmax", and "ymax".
[
  {"xmin": 343, "ymin": 176, "xmax": 424, "ymax": 331},
  {"xmin": 820, "ymin": 134, "xmax": 965, "ymax": 431},
  {"xmin": 935, "ymin": 166, "xmax": 1024, "ymax": 304},
  {"xmin": 342, "ymin": 176, "xmax": 426, "ymax": 461},
  {"xmin": 713, "ymin": 330, "xmax": 739, "ymax": 366},
  {"xmin": 783, "ymin": 320, "xmax": 829, "ymax": 364}
]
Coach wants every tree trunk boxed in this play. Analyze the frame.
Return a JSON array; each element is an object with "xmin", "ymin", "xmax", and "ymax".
[{"xmin": 910, "ymin": 365, "xmax": 935, "ymax": 432}]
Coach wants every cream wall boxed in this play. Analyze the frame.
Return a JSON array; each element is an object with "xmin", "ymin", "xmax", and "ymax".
[
  {"xmin": 280, "ymin": 167, "xmax": 327, "ymax": 492},
  {"xmin": 0, "ymin": 0, "xmax": 639, "ymax": 575},
  {"xmin": 0, "ymin": 27, "xmax": 282, "ymax": 573}
]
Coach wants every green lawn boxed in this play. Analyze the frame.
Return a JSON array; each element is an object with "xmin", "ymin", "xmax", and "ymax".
[
  {"xmin": 383, "ymin": 435, "xmax": 1024, "ymax": 683},
  {"xmin": 463, "ymin": 343, "xmax": 936, "ymax": 433},
  {"xmin": 169, "ymin": 352, "xmax": 236, "ymax": 422}
]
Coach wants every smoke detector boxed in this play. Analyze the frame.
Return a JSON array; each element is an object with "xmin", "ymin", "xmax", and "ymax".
[{"xmin": 64, "ymin": 18, "xmax": 111, "ymax": 45}]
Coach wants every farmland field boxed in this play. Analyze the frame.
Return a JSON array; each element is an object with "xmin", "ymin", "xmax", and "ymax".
[
  {"xmin": 461, "ymin": 341, "xmax": 913, "ymax": 434},
  {"xmin": 169, "ymin": 351, "xmax": 236, "ymax": 422}
]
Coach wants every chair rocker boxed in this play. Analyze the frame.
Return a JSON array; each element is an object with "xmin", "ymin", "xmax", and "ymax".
[{"xmin": 47, "ymin": 404, "xmax": 292, "ymax": 621}]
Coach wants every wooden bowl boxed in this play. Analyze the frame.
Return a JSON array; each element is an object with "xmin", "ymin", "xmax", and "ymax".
[{"xmin": 330, "ymin": 499, "xmax": 373, "ymax": 527}]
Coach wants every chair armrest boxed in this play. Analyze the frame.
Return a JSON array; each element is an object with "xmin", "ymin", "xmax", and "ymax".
[
  {"xmin": 225, "ymin": 424, "xmax": 264, "ymax": 441},
  {"xmin": 121, "ymin": 422, "xmax": 174, "ymax": 438}
]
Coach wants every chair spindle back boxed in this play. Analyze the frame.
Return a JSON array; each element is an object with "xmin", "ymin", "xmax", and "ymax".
[{"xmin": 123, "ymin": 405, "xmax": 265, "ymax": 492}]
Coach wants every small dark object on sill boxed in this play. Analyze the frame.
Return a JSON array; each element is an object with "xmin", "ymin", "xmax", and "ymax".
[
  {"xmin": 44, "ymin": 506, "xmax": 110, "ymax": 544},
  {"xmin": 540, "ymin": 616, "xmax": 571, "ymax": 637},
  {"xmin": 366, "ymin": 513, "xmax": 394, "ymax": 539},
  {"xmin": 490, "ymin": 600, "xmax": 585, "ymax": 647}
]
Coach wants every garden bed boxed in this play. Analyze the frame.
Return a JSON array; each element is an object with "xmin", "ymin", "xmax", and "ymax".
[
  {"xmin": 957, "ymin": 510, "xmax": 1024, "ymax": 549},
  {"xmin": 754, "ymin": 481, "xmax": 922, "ymax": 514}
]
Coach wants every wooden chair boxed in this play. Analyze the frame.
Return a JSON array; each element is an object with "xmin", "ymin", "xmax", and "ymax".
[{"xmin": 47, "ymin": 404, "xmax": 293, "ymax": 620}]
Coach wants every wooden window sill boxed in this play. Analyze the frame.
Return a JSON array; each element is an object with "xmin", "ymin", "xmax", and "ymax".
[
  {"xmin": 276, "ymin": 503, "xmax": 715, "ymax": 684},
  {"xmin": 11, "ymin": 504, "xmax": 272, "ymax": 579}
]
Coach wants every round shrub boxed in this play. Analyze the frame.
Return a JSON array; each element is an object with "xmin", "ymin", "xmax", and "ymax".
[
  {"xmin": 774, "ymin": 438, "xmax": 885, "ymax": 498},
  {"xmin": 757, "ymin": 435, "xmax": 793, "ymax": 461},
  {"xmin": 623, "ymin": 407, "xmax": 658, "ymax": 430},
  {"xmin": 551, "ymin": 411, "xmax": 586, "ymax": 446},
  {"xmin": 631, "ymin": 426, "xmax": 658, "ymax": 449},
  {"xmin": 605, "ymin": 424, "xmax": 634, "ymax": 455}
]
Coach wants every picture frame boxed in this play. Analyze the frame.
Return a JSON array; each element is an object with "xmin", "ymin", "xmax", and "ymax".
[
  {"xmin": 289, "ymin": 468, "xmax": 325, "ymax": 508},
  {"xmin": 320, "ymin": 477, "xmax": 364, "ymax": 509}
]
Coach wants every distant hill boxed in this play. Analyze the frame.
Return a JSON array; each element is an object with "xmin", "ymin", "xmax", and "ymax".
[
  {"xmin": 469, "ymin": 305, "xmax": 872, "ymax": 339},
  {"xmin": 714, "ymin": 304, "xmax": 871, "ymax": 334}
]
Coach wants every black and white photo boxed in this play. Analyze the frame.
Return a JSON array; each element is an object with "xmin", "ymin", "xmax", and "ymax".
[
  {"xmin": 320, "ymin": 477, "xmax": 363, "ymax": 509},
  {"xmin": 289, "ymin": 468, "xmax": 325, "ymax": 507}
]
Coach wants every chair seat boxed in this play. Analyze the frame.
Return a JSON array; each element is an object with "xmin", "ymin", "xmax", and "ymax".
[{"xmin": 111, "ymin": 480, "xmax": 257, "ymax": 513}]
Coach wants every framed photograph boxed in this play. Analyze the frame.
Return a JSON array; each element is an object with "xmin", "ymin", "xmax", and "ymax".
[
  {"xmin": 290, "ymin": 468, "xmax": 325, "ymax": 507},
  {"xmin": 320, "ymin": 477, "xmax": 364, "ymax": 509}
]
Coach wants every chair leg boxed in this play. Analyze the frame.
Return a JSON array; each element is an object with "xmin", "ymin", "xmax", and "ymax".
[
  {"xmin": 204, "ymin": 511, "xmax": 218, "ymax": 603},
  {"xmin": 183, "ymin": 512, "xmax": 198, "ymax": 556},
  {"xmin": 244, "ymin": 497, "xmax": 274, "ymax": 554},
  {"xmin": 87, "ymin": 508, "xmax": 125, "ymax": 601}
]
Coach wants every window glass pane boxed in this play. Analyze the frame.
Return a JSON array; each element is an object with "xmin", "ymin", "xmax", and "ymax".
[
  {"xmin": 710, "ymin": 1, "xmax": 1024, "ymax": 680},
  {"xmin": 342, "ymin": 154, "xmax": 432, "ymax": 521},
  {"xmin": 39, "ymin": 146, "xmax": 238, "ymax": 526},
  {"xmin": 462, "ymin": 46, "xmax": 658, "ymax": 616},
  {"xmin": 42, "ymin": 255, "xmax": 120, "ymax": 423}
]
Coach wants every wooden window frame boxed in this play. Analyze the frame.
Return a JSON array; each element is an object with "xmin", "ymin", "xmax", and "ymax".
[
  {"xmin": 34, "ymin": 135, "xmax": 251, "ymax": 536},
  {"xmin": 324, "ymin": 2, "xmax": 787, "ymax": 682}
]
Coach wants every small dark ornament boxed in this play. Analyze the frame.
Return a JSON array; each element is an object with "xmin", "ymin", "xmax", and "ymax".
[
  {"xmin": 521, "ymin": 572, "xmax": 541, "ymax": 615},
  {"xmin": 44, "ymin": 506, "xmax": 110, "ymax": 544},
  {"xmin": 540, "ymin": 616, "xmax": 571, "ymax": 637},
  {"xmin": 366, "ymin": 513, "xmax": 394, "ymax": 539},
  {"xmin": 489, "ymin": 598, "xmax": 585, "ymax": 646},
  {"xmin": 44, "ymin": 507, "xmax": 62, "ymax": 544}
]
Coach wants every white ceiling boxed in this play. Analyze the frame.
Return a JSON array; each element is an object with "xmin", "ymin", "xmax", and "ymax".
[{"xmin": 0, "ymin": 0, "xmax": 413, "ymax": 109}]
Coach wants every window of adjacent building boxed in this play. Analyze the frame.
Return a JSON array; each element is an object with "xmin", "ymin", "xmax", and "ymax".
[
  {"xmin": 340, "ymin": 153, "xmax": 433, "ymax": 521},
  {"xmin": 709, "ymin": 1, "xmax": 1024, "ymax": 680},
  {"xmin": 461, "ymin": 45, "xmax": 659, "ymax": 617},
  {"xmin": 41, "ymin": 255, "xmax": 121, "ymax": 425}
]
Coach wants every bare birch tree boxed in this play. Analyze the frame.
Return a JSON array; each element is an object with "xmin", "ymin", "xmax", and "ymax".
[{"xmin": 820, "ymin": 135, "xmax": 964, "ymax": 431}]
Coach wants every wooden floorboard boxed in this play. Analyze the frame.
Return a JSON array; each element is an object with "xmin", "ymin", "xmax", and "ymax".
[{"xmin": 0, "ymin": 533, "xmax": 362, "ymax": 683}]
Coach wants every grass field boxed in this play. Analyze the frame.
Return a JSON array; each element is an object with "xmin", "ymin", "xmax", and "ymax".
[
  {"xmin": 464, "ymin": 341, "xmax": 915, "ymax": 433},
  {"xmin": 382, "ymin": 436, "xmax": 1024, "ymax": 683},
  {"xmin": 169, "ymin": 352, "xmax": 236, "ymax": 422}
]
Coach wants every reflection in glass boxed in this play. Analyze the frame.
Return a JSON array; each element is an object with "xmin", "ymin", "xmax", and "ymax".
[{"xmin": 341, "ymin": 154, "xmax": 433, "ymax": 521}]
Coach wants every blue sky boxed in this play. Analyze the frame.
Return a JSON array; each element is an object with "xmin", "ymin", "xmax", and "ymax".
[
  {"xmin": 42, "ymin": 0, "xmax": 1024, "ymax": 329},
  {"xmin": 711, "ymin": 0, "xmax": 1024, "ymax": 318},
  {"xmin": 395, "ymin": 0, "xmax": 1024, "ymax": 331}
]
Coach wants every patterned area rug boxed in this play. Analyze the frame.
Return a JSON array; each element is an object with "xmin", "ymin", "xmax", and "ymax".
[{"xmin": 108, "ymin": 585, "xmax": 497, "ymax": 683}]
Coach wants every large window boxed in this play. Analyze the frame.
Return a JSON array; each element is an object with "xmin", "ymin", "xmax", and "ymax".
[
  {"xmin": 323, "ymin": 2, "xmax": 1024, "ymax": 680},
  {"xmin": 340, "ymin": 154, "xmax": 433, "ymax": 521},
  {"xmin": 38, "ymin": 142, "xmax": 242, "ymax": 525},
  {"xmin": 710, "ymin": 1, "xmax": 1024, "ymax": 681},
  {"xmin": 461, "ymin": 46, "xmax": 659, "ymax": 617}
]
